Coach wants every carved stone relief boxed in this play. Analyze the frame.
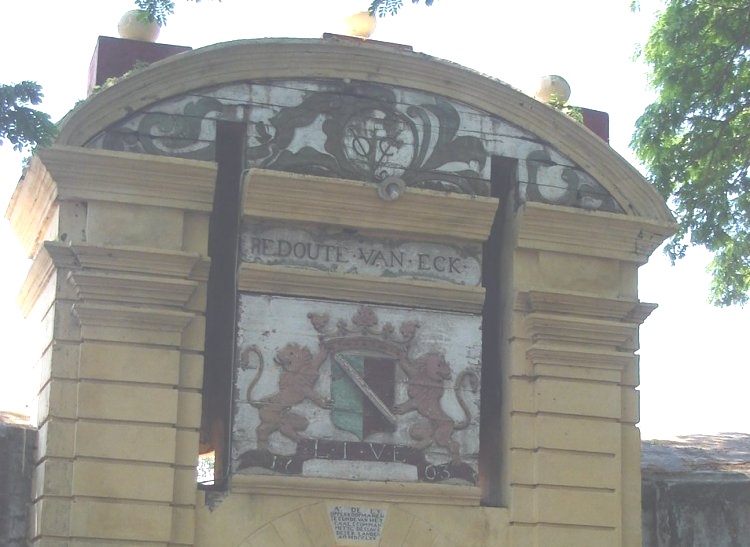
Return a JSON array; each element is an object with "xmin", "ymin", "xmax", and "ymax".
[
  {"xmin": 87, "ymin": 79, "xmax": 623, "ymax": 212},
  {"xmin": 245, "ymin": 81, "xmax": 488, "ymax": 195},
  {"xmin": 233, "ymin": 296, "xmax": 482, "ymax": 485}
]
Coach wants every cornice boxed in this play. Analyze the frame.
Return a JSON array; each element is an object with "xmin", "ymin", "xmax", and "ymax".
[
  {"xmin": 37, "ymin": 146, "xmax": 217, "ymax": 211},
  {"xmin": 242, "ymin": 169, "xmax": 499, "ymax": 243},
  {"xmin": 6, "ymin": 147, "xmax": 217, "ymax": 259},
  {"xmin": 238, "ymin": 263, "xmax": 484, "ymax": 314},
  {"xmin": 523, "ymin": 313, "xmax": 637, "ymax": 350},
  {"xmin": 516, "ymin": 202, "xmax": 676, "ymax": 264},
  {"xmin": 5, "ymin": 157, "xmax": 58, "ymax": 258},
  {"xmin": 516, "ymin": 290, "xmax": 657, "ymax": 324},
  {"xmin": 515, "ymin": 290, "xmax": 646, "ymax": 378},
  {"xmin": 73, "ymin": 303, "xmax": 194, "ymax": 329},
  {"xmin": 231, "ymin": 473, "xmax": 481, "ymax": 506},
  {"xmin": 18, "ymin": 242, "xmax": 207, "ymax": 316},
  {"xmin": 17, "ymin": 245, "xmax": 56, "ymax": 318},
  {"xmin": 67, "ymin": 271, "xmax": 198, "ymax": 308},
  {"xmin": 44, "ymin": 241, "xmax": 205, "ymax": 278},
  {"xmin": 526, "ymin": 343, "xmax": 634, "ymax": 374}
]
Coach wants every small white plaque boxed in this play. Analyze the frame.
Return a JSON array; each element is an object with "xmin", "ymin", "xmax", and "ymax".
[{"xmin": 328, "ymin": 504, "xmax": 387, "ymax": 544}]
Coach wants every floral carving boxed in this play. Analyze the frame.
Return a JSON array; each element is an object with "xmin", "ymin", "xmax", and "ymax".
[{"xmin": 247, "ymin": 82, "xmax": 489, "ymax": 195}]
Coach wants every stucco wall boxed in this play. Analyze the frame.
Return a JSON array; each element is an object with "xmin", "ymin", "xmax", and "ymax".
[{"xmin": 8, "ymin": 39, "xmax": 677, "ymax": 546}]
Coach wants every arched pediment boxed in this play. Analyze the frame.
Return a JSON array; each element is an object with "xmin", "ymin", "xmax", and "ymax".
[{"xmin": 57, "ymin": 38, "xmax": 673, "ymax": 224}]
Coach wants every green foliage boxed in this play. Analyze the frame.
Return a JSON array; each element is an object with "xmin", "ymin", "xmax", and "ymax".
[
  {"xmin": 369, "ymin": 0, "xmax": 434, "ymax": 17},
  {"xmin": 547, "ymin": 97, "xmax": 584, "ymax": 123},
  {"xmin": 0, "ymin": 82, "xmax": 56, "ymax": 152},
  {"xmin": 91, "ymin": 61, "xmax": 151, "ymax": 95},
  {"xmin": 134, "ymin": 0, "xmax": 175, "ymax": 25},
  {"xmin": 632, "ymin": 0, "xmax": 750, "ymax": 306},
  {"xmin": 135, "ymin": 0, "xmax": 218, "ymax": 26}
]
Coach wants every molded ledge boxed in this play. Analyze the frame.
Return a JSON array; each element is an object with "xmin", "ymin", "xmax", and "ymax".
[
  {"xmin": 68, "ymin": 271, "xmax": 199, "ymax": 308},
  {"xmin": 18, "ymin": 242, "xmax": 208, "ymax": 316},
  {"xmin": 38, "ymin": 146, "xmax": 217, "ymax": 211},
  {"xmin": 523, "ymin": 312, "xmax": 637, "ymax": 350},
  {"xmin": 43, "ymin": 241, "xmax": 205, "ymax": 277},
  {"xmin": 72, "ymin": 303, "xmax": 195, "ymax": 347},
  {"xmin": 238, "ymin": 263, "xmax": 485, "ymax": 313},
  {"xmin": 527, "ymin": 343, "xmax": 634, "ymax": 372},
  {"xmin": 7, "ymin": 147, "xmax": 218, "ymax": 258},
  {"xmin": 242, "ymin": 168, "xmax": 499, "ymax": 243},
  {"xmin": 73, "ymin": 302, "xmax": 195, "ymax": 330},
  {"xmin": 231, "ymin": 473, "xmax": 482, "ymax": 506},
  {"xmin": 516, "ymin": 290, "xmax": 657, "ymax": 324},
  {"xmin": 5, "ymin": 156, "xmax": 57, "ymax": 258},
  {"xmin": 516, "ymin": 202, "xmax": 677, "ymax": 264}
]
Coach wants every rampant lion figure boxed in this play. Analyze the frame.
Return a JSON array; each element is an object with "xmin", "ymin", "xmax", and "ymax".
[
  {"xmin": 243, "ymin": 343, "xmax": 332, "ymax": 450},
  {"xmin": 394, "ymin": 351, "xmax": 479, "ymax": 463}
]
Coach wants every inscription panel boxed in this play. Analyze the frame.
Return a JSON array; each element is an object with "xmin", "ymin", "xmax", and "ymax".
[
  {"xmin": 233, "ymin": 295, "xmax": 482, "ymax": 485},
  {"xmin": 241, "ymin": 222, "xmax": 482, "ymax": 286},
  {"xmin": 328, "ymin": 504, "xmax": 387, "ymax": 545}
]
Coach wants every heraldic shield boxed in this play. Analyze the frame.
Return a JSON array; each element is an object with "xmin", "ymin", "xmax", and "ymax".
[
  {"xmin": 330, "ymin": 353, "xmax": 397, "ymax": 441},
  {"xmin": 233, "ymin": 296, "xmax": 482, "ymax": 486}
]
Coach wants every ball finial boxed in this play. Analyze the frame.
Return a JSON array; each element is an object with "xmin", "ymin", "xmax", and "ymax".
[
  {"xmin": 535, "ymin": 75, "xmax": 571, "ymax": 104},
  {"xmin": 344, "ymin": 11, "xmax": 377, "ymax": 39},
  {"xmin": 118, "ymin": 10, "xmax": 161, "ymax": 42}
]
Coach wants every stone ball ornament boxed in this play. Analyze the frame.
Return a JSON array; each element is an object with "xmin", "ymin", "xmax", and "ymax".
[
  {"xmin": 118, "ymin": 10, "xmax": 161, "ymax": 42},
  {"xmin": 344, "ymin": 11, "xmax": 377, "ymax": 39},
  {"xmin": 535, "ymin": 75, "xmax": 571, "ymax": 104}
]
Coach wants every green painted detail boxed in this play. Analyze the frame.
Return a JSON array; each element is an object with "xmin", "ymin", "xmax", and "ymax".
[
  {"xmin": 331, "ymin": 354, "xmax": 364, "ymax": 440},
  {"xmin": 246, "ymin": 82, "xmax": 490, "ymax": 196}
]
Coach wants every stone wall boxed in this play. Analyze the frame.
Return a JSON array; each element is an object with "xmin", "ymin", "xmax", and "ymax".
[
  {"xmin": 642, "ymin": 433, "xmax": 750, "ymax": 547},
  {"xmin": 0, "ymin": 416, "xmax": 36, "ymax": 546}
]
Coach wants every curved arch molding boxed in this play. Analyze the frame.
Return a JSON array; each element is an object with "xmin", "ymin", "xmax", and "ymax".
[{"xmin": 57, "ymin": 38, "xmax": 674, "ymax": 224}]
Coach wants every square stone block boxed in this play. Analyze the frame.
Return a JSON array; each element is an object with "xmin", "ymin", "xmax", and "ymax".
[
  {"xmin": 72, "ymin": 460, "xmax": 175, "ymax": 502},
  {"xmin": 86, "ymin": 201, "xmax": 183, "ymax": 250},
  {"xmin": 79, "ymin": 343, "xmax": 180, "ymax": 385},
  {"xmin": 74, "ymin": 421, "xmax": 176, "ymax": 463}
]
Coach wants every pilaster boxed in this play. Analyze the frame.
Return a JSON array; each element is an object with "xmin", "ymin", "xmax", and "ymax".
[
  {"xmin": 8, "ymin": 147, "xmax": 216, "ymax": 546},
  {"xmin": 506, "ymin": 202, "xmax": 672, "ymax": 546}
]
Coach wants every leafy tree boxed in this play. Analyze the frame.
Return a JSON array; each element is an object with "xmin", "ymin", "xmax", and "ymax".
[
  {"xmin": 0, "ymin": 0, "xmax": 434, "ymax": 153},
  {"xmin": 632, "ymin": 0, "xmax": 750, "ymax": 306},
  {"xmin": 135, "ymin": 0, "xmax": 215, "ymax": 25},
  {"xmin": 0, "ymin": 82, "xmax": 56, "ymax": 152},
  {"xmin": 369, "ymin": 0, "xmax": 434, "ymax": 17},
  {"xmin": 135, "ymin": 0, "xmax": 433, "ymax": 24}
]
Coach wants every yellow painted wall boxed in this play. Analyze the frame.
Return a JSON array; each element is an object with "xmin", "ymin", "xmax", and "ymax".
[{"xmin": 7, "ymin": 39, "xmax": 675, "ymax": 547}]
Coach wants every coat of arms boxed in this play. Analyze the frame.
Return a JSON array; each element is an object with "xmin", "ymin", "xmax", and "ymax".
[{"xmin": 235, "ymin": 302, "xmax": 480, "ymax": 485}]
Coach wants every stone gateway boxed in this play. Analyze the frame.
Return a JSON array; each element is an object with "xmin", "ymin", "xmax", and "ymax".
[{"xmin": 8, "ymin": 37, "xmax": 675, "ymax": 546}]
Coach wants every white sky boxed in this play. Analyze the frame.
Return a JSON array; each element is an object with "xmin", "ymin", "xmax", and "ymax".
[{"xmin": 0, "ymin": 0, "xmax": 747, "ymax": 439}]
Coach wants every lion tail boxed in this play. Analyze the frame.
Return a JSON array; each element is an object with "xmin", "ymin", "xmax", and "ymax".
[
  {"xmin": 240, "ymin": 345, "xmax": 265, "ymax": 407},
  {"xmin": 454, "ymin": 369, "xmax": 479, "ymax": 430}
]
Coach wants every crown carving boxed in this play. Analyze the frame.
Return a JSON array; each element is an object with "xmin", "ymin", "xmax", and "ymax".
[{"xmin": 308, "ymin": 305, "xmax": 419, "ymax": 357}]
